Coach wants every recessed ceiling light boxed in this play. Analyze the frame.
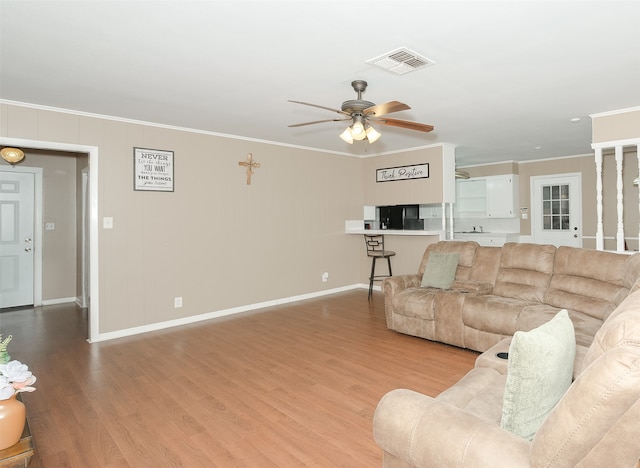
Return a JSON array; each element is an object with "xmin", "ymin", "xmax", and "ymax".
[
  {"xmin": 570, "ymin": 117, "xmax": 581, "ymax": 123},
  {"xmin": 534, "ymin": 146, "xmax": 542, "ymax": 150}
]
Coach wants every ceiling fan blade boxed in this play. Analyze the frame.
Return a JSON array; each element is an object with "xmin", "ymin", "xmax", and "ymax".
[
  {"xmin": 371, "ymin": 117, "xmax": 434, "ymax": 133},
  {"xmin": 288, "ymin": 100, "xmax": 351, "ymax": 116},
  {"xmin": 288, "ymin": 118, "xmax": 352, "ymax": 128},
  {"xmin": 364, "ymin": 100, "xmax": 410, "ymax": 116}
]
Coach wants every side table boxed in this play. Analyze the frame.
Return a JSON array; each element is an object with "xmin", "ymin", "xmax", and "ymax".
[{"xmin": 0, "ymin": 416, "xmax": 34, "ymax": 468}]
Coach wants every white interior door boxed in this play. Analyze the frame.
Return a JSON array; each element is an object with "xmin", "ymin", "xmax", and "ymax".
[
  {"xmin": 532, "ymin": 173, "xmax": 582, "ymax": 247},
  {"xmin": 0, "ymin": 170, "xmax": 35, "ymax": 308}
]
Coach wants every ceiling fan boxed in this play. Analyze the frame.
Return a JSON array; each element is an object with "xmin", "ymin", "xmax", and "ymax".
[{"xmin": 288, "ymin": 80, "xmax": 434, "ymax": 144}]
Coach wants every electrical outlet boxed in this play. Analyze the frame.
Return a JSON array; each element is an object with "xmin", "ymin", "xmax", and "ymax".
[
  {"xmin": 322, "ymin": 272, "xmax": 329, "ymax": 282},
  {"xmin": 174, "ymin": 297, "xmax": 183, "ymax": 308}
]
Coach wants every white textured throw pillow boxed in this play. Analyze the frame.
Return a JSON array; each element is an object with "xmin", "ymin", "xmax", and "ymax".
[{"xmin": 500, "ymin": 309, "xmax": 576, "ymax": 440}]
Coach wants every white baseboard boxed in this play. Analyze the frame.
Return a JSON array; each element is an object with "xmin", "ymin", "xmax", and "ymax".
[
  {"xmin": 41, "ymin": 297, "xmax": 77, "ymax": 306},
  {"xmin": 75, "ymin": 297, "xmax": 89, "ymax": 309},
  {"xmin": 92, "ymin": 284, "xmax": 364, "ymax": 343}
]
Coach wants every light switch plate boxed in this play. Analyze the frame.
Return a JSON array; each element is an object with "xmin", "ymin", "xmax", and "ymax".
[{"xmin": 103, "ymin": 217, "xmax": 114, "ymax": 229}]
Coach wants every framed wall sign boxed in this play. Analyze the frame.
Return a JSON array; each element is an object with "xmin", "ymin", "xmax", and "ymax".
[
  {"xmin": 134, "ymin": 147, "xmax": 174, "ymax": 192},
  {"xmin": 376, "ymin": 163, "xmax": 429, "ymax": 183}
]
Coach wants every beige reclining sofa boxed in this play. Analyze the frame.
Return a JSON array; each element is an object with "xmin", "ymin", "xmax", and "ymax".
[{"xmin": 374, "ymin": 241, "xmax": 640, "ymax": 467}]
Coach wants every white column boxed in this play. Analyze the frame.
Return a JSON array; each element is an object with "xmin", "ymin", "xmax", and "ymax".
[
  {"xmin": 595, "ymin": 148, "xmax": 604, "ymax": 250},
  {"xmin": 615, "ymin": 145, "xmax": 624, "ymax": 251},
  {"xmin": 637, "ymin": 145, "xmax": 640, "ymax": 250},
  {"xmin": 449, "ymin": 203, "xmax": 454, "ymax": 240}
]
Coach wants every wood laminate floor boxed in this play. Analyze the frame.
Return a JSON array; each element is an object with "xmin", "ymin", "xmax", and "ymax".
[{"xmin": 0, "ymin": 290, "xmax": 478, "ymax": 467}]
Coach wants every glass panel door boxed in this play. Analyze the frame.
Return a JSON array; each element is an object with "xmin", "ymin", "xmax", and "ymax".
[{"xmin": 542, "ymin": 184, "xmax": 570, "ymax": 231}]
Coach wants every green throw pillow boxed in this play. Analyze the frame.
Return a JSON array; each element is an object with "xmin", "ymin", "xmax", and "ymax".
[
  {"xmin": 421, "ymin": 252, "xmax": 459, "ymax": 289},
  {"xmin": 501, "ymin": 309, "xmax": 576, "ymax": 440}
]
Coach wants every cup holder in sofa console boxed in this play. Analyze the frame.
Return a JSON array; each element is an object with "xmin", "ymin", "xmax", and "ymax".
[{"xmin": 496, "ymin": 352, "xmax": 509, "ymax": 359}]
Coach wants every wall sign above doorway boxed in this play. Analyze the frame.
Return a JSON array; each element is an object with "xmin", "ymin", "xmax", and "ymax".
[
  {"xmin": 376, "ymin": 163, "xmax": 429, "ymax": 183},
  {"xmin": 133, "ymin": 147, "xmax": 174, "ymax": 192}
]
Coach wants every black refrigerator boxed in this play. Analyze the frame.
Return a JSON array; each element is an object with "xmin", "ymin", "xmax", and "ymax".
[{"xmin": 379, "ymin": 205, "xmax": 423, "ymax": 230}]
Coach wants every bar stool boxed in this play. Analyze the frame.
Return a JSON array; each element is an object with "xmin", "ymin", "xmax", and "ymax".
[{"xmin": 364, "ymin": 234, "xmax": 396, "ymax": 300}]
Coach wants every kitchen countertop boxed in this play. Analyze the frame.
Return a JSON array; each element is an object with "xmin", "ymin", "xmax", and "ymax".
[
  {"xmin": 454, "ymin": 232, "xmax": 519, "ymax": 236},
  {"xmin": 346, "ymin": 229, "xmax": 445, "ymax": 237}
]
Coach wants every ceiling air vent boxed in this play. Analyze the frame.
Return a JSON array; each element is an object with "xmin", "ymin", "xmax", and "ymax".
[{"xmin": 366, "ymin": 47, "xmax": 436, "ymax": 75}]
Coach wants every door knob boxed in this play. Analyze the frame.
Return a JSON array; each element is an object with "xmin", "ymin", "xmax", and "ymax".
[
  {"xmin": 573, "ymin": 234, "xmax": 578, "ymax": 238},
  {"xmin": 25, "ymin": 247, "xmax": 32, "ymax": 252},
  {"xmin": 25, "ymin": 237, "xmax": 32, "ymax": 243}
]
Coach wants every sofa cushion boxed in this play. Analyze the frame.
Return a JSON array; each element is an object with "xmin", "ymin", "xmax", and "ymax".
[
  {"xmin": 421, "ymin": 252, "xmax": 459, "ymax": 289},
  {"xmin": 493, "ymin": 243, "xmax": 556, "ymax": 302},
  {"xmin": 584, "ymin": 286, "xmax": 640, "ymax": 368},
  {"xmin": 501, "ymin": 309, "xmax": 576, "ymax": 440},
  {"xmin": 531, "ymin": 338, "xmax": 640, "ymax": 467},
  {"xmin": 392, "ymin": 288, "xmax": 439, "ymax": 320},
  {"xmin": 449, "ymin": 279, "xmax": 493, "ymax": 294},
  {"xmin": 515, "ymin": 304, "xmax": 602, "ymax": 348},
  {"xmin": 462, "ymin": 295, "xmax": 536, "ymax": 336},
  {"xmin": 467, "ymin": 245, "xmax": 502, "ymax": 285},
  {"xmin": 544, "ymin": 246, "xmax": 633, "ymax": 322}
]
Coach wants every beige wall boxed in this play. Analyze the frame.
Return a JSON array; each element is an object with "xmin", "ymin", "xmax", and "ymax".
[
  {"xmin": 517, "ymin": 155, "xmax": 595, "ymax": 238},
  {"xmin": 592, "ymin": 108, "xmax": 640, "ymax": 143},
  {"xmin": 461, "ymin": 161, "xmax": 519, "ymax": 178},
  {"xmin": 363, "ymin": 145, "xmax": 451, "ymax": 205},
  {"xmin": 2, "ymin": 103, "xmax": 441, "ymax": 337}
]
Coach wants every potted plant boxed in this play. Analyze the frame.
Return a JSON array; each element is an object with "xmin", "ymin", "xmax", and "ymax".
[{"xmin": 0, "ymin": 335, "xmax": 37, "ymax": 450}]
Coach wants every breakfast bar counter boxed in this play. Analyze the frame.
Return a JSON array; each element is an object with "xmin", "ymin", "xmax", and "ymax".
[{"xmin": 345, "ymin": 229, "xmax": 445, "ymax": 237}]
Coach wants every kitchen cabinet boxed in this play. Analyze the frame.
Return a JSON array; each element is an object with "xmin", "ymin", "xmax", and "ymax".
[
  {"xmin": 419, "ymin": 204, "xmax": 442, "ymax": 218},
  {"xmin": 455, "ymin": 175, "xmax": 519, "ymax": 218},
  {"xmin": 454, "ymin": 179, "xmax": 487, "ymax": 217},
  {"xmin": 486, "ymin": 175, "xmax": 519, "ymax": 218}
]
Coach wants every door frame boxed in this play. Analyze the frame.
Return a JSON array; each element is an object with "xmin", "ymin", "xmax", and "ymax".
[
  {"xmin": 530, "ymin": 172, "xmax": 583, "ymax": 247},
  {"xmin": 0, "ymin": 137, "xmax": 100, "ymax": 343},
  {"xmin": 0, "ymin": 166, "xmax": 43, "ymax": 306},
  {"xmin": 80, "ymin": 167, "xmax": 89, "ymax": 309}
]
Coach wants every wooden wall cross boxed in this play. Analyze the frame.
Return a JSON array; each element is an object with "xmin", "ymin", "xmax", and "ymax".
[{"xmin": 238, "ymin": 153, "xmax": 260, "ymax": 185}]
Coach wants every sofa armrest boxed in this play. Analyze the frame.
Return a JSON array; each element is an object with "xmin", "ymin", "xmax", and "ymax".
[
  {"xmin": 450, "ymin": 280, "xmax": 494, "ymax": 295},
  {"xmin": 382, "ymin": 275, "xmax": 421, "ymax": 327},
  {"xmin": 382, "ymin": 274, "xmax": 421, "ymax": 294},
  {"xmin": 374, "ymin": 389, "xmax": 530, "ymax": 468}
]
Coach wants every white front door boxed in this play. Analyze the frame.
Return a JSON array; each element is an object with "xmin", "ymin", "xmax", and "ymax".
[
  {"xmin": 531, "ymin": 173, "xmax": 582, "ymax": 247},
  {"xmin": 0, "ymin": 170, "xmax": 35, "ymax": 308}
]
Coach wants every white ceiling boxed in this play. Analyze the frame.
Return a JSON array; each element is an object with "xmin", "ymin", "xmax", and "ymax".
[{"xmin": 1, "ymin": 1, "xmax": 638, "ymax": 166}]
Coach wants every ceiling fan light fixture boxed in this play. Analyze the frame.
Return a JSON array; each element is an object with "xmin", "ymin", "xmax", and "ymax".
[
  {"xmin": 365, "ymin": 125, "xmax": 381, "ymax": 143},
  {"xmin": 339, "ymin": 127, "xmax": 354, "ymax": 144},
  {"xmin": 289, "ymin": 80, "xmax": 434, "ymax": 144},
  {"xmin": 351, "ymin": 120, "xmax": 365, "ymax": 138}
]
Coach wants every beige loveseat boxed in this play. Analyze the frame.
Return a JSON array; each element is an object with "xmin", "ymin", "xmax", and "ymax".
[{"xmin": 374, "ymin": 241, "xmax": 640, "ymax": 466}]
